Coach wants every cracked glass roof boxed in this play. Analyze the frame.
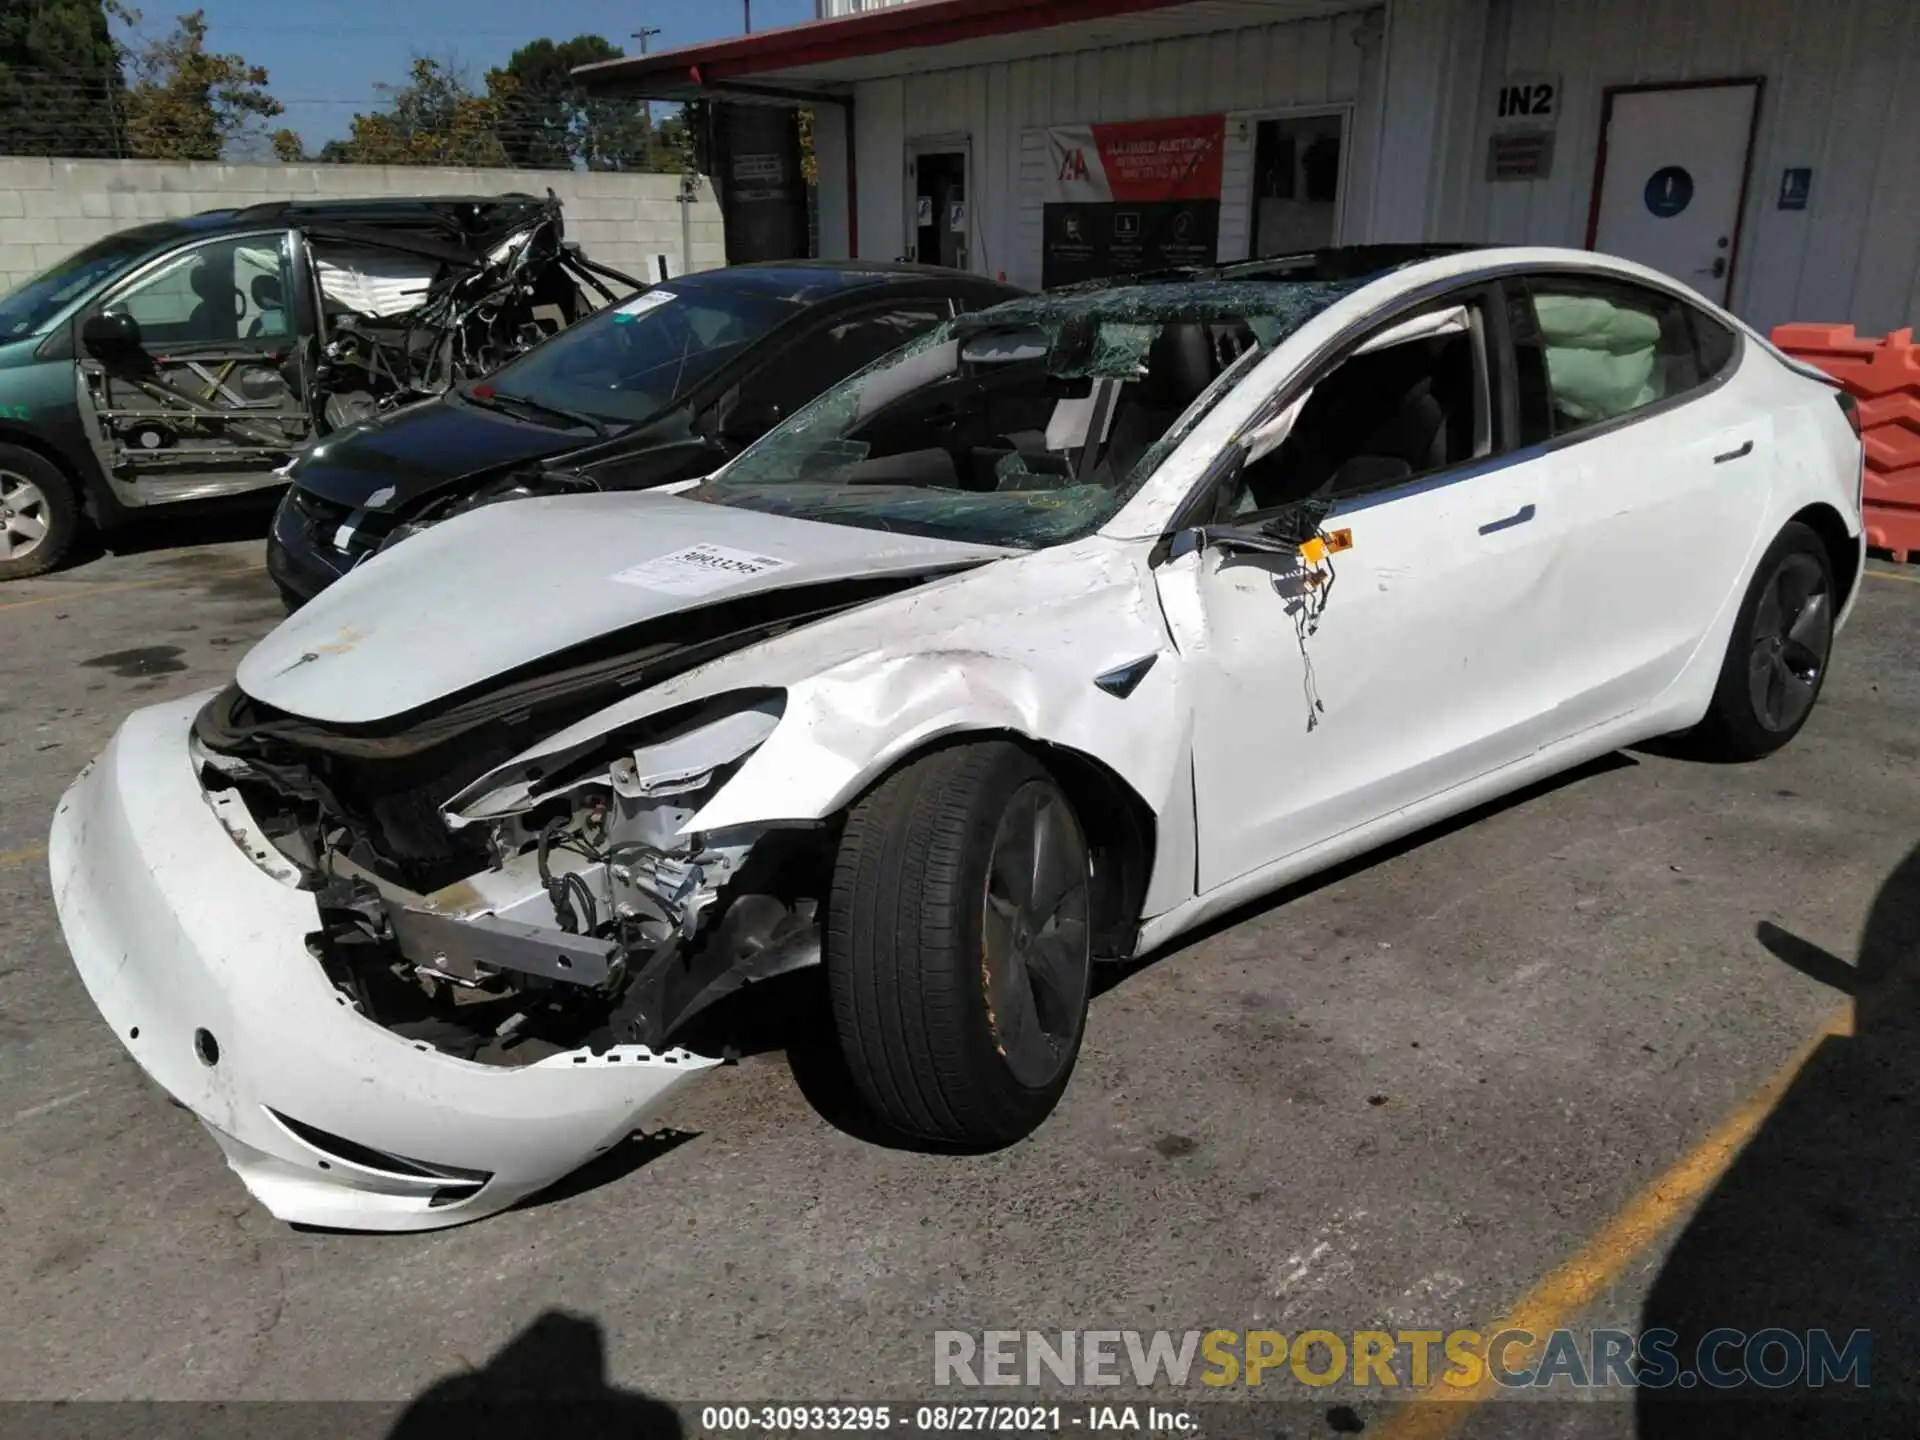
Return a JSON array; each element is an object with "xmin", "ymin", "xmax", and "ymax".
[{"xmin": 695, "ymin": 277, "xmax": 1368, "ymax": 550}]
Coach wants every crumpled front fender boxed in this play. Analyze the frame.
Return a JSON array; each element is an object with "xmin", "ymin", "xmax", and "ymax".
[
  {"xmin": 444, "ymin": 538, "xmax": 1200, "ymax": 915},
  {"xmin": 685, "ymin": 644, "xmax": 1185, "ymax": 836}
]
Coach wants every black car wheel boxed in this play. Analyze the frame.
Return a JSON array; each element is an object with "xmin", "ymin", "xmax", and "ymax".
[
  {"xmin": 826, "ymin": 741, "xmax": 1093, "ymax": 1148},
  {"xmin": 0, "ymin": 444, "xmax": 80, "ymax": 580},
  {"xmin": 1694, "ymin": 521, "xmax": 1835, "ymax": 760}
]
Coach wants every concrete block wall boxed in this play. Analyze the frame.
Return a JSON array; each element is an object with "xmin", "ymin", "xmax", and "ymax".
[{"xmin": 0, "ymin": 158, "xmax": 725, "ymax": 293}]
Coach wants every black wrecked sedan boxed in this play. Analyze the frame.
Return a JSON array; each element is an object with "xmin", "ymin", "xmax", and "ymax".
[{"xmin": 268, "ymin": 261, "xmax": 1023, "ymax": 606}]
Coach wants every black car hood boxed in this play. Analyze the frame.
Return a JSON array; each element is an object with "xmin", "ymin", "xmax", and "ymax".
[{"xmin": 291, "ymin": 395, "xmax": 593, "ymax": 512}]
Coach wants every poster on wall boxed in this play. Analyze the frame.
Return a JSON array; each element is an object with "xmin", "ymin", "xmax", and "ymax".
[{"xmin": 1041, "ymin": 114, "xmax": 1224, "ymax": 287}]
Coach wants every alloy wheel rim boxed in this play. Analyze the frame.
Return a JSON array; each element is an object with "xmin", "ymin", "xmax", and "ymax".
[
  {"xmin": 980, "ymin": 781, "xmax": 1092, "ymax": 1090},
  {"xmin": 0, "ymin": 471, "xmax": 49, "ymax": 562},
  {"xmin": 1747, "ymin": 552, "xmax": 1831, "ymax": 733}
]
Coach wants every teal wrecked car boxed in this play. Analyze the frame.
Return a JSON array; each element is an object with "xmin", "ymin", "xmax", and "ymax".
[{"xmin": 0, "ymin": 194, "xmax": 618, "ymax": 577}]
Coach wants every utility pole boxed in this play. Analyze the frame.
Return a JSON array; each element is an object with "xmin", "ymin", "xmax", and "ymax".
[
  {"xmin": 744, "ymin": 0, "xmax": 752, "ymax": 33},
  {"xmin": 631, "ymin": 28, "xmax": 664, "ymax": 130}
]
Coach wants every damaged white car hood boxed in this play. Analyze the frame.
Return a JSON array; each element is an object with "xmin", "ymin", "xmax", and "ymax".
[{"xmin": 240, "ymin": 491, "xmax": 1009, "ymax": 724}]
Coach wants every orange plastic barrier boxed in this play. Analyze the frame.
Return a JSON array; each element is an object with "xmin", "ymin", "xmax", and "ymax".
[{"xmin": 1772, "ymin": 323, "xmax": 1920, "ymax": 563}]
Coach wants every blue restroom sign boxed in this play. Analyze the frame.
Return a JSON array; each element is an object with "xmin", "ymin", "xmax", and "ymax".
[{"xmin": 1645, "ymin": 166, "xmax": 1694, "ymax": 218}]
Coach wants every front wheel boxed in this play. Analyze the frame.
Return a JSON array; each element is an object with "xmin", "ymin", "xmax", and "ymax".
[
  {"xmin": 0, "ymin": 445, "xmax": 80, "ymax": 580},
  {"xmin": 1694, "ymin": 521, "xmax": 1835, "ymax": 760},
  {"xmin": 826, "ymin": 741, "xmax": 1093, "ymax": 1148}
]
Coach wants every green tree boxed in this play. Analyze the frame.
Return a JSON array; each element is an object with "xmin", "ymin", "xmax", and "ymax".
[
  {"xmin": 120, "ymin": 8, "xmax": 281, "ymax": 160},
  {"xmin": 0, "ymin": 0, "xmax": 126, "ymax": 156},
  {"xmin": 336, "ymin": 56, "xmax": 506, "ymax": 167},
  {"xmin": 269, "ymin": 126, "xmax": 302, "ymax": 162},
  {"xmin": 491, "ymin": 34, "xmax": 658, "ymax": 171}
]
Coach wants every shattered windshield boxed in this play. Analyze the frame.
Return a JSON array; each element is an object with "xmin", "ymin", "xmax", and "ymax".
[
  {"xmin": 476, "ymin": 283, "xmax": 804, "ymax": 429},
  {"xmin": 692, "ymin": 280, "xmax": 1358, "ymax": 549}
]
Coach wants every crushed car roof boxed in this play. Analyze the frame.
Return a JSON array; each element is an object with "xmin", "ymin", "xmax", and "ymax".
[
  {"xmin": 76, "ymin": 196, "xmax": 560, "ymax": 256},
  {"xmin": 958, "ymin": 277, "xmax": 1363, "ymax": 327}
]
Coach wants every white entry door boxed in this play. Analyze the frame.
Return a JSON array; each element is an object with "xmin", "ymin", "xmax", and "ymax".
[{"xmin": 1590, "ymin": 82, "xmax": 1760, "ymax": 305}]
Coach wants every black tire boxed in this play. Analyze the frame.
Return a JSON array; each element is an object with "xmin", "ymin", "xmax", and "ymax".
[
  {"xmin": 0, "ymin": 443, "xmax": 81, "ymax": 580},
  {"xmin": 826, "ymin": 741, "xmax": 1094, "ymax": 1148},
  {"xmin": 1693, "ymin": 521, "xmax": 1836, "ymax": 761}
]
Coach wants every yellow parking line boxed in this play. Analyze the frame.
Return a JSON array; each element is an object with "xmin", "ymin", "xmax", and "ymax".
[
  {"xmin": 0, "ymin": 579, "xmax": 165, "ymax": 613},
  {"xmin": 0, "ymin": 563, "xmax": 263, "ymax": 614},
  {"xmin": 1867, "ymin": 568, "xmax": 1920, "ymax": 586},
  {"xmin": 1377, "ymin": 1003, "xmax": 1853, "ymax": 1440},
  {"xmin": 0, "ymin": 842, "xmax": 47, "ymax": 868}
]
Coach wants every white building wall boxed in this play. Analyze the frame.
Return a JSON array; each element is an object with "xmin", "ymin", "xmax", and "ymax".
[
  {"xmin": 0, "ymin": 159, "xmax": 725, "ymax": 294},
  {"xmin": 817, "ymin": 0, "xmax": 917, "ymax": 15},
  {"xmin": 851, "ymin": 8, "xmax": 1386, "ymax": 289},
  {"xmin": 823, "ymin": 0, "xmax": 1919, "ymax": 330},
  {"xmin": 1445, "ymin": 0, "xmax": 1920, "ymax": 333}
]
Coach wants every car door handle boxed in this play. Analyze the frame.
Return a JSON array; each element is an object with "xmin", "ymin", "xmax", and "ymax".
[
  {"xmin": 1478, "ymin": 503, "xmax": 1536, "ymax": 535},
  {"xmin": 1714, "ymin": 440, "xmax": 1754, "ymax": 464}
]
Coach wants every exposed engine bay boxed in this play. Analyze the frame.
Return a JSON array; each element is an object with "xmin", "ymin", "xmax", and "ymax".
[{"xmin": 187, "ymin": 575, "xmax": 936, "ymax": 1067}]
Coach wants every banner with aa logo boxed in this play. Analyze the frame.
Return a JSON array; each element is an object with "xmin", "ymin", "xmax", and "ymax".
[{"xmin": 1041, "ymin": 114, "xmax": 1224, "ymax": 287}]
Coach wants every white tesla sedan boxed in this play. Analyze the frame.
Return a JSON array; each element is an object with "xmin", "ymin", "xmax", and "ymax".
[{"xmin": 51, "ymin": 248, "xmax": 1865, "ymax": 1230}]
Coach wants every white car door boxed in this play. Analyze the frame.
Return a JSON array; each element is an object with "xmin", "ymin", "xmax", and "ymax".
[
  {"xmin": 1500, "ymin": 274, "xmax": 1768, "ymax": 729},
  {"xmin": 1156, "ymin": 288, "xmax": 1575, "ymax": 894}
]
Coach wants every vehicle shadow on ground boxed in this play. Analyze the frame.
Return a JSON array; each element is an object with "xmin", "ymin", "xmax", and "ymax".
[
  {"xmin": 388, "ymin": 1309, "xmax": 683, "ymax": 1439},
  {"xmin": 66, "ymin": 500, "xmax": 275, "ymax": 568},
  {"xmin": 711, "ymin": 753, "xmax": 1642, "ymax": 1155},
  {"xmin": 1094, "ymin": 750, "xmax": 1640, "ymax": 996},
  {"xmin": 715, "ymin": 968, "xmax": 965, "ymax": 1151},
  {"xmin": 512, "ymin": 1127, "xmax": 702, "ymax": 1214},
  {"xmin": 1635, "ymin": 840, "xmax": 1920, "ymax": 1436}
]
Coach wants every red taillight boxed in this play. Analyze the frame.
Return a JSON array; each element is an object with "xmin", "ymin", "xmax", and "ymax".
[{"xmin": 1837, "ymin": 390, "xmax": 1862, "ymax": 438}]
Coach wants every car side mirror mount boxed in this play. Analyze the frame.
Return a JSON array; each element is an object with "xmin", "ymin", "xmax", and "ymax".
[
  {"xmin": 1198, "ymin": 517, "xmax": 1301, "ymax": 557},
  {"xmin": 81, "ymin": 309, "xmax": 141, "ymax": 356},
  {"xmin": 1194, "ymin": 496, "xmax": 1336, "ymax": 558}
]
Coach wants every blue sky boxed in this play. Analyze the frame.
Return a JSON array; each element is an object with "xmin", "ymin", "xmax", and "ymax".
[{"xmin": 128, "ymin": 0, "xmax": 818, "ymax": 150}]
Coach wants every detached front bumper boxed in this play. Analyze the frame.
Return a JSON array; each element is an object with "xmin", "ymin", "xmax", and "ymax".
[{"xmin": 48, "ymin": 695, "xmax": 717, "ymax": 1232}]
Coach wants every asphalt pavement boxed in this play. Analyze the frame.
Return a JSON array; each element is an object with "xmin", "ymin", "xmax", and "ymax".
[{"xmin": 1, "ymin": 513, "xmax": 1916, "ymax": 1439}]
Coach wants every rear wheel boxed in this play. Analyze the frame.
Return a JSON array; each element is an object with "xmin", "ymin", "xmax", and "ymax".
[
  {"xmin": 1694, "ymin": 521, "xmax": 1834, "ymax": 760},
  {"xmin": 0, "ymin": 445, "xmax": 80, "ymax": 580},
  {"xmin": 826, "ymin": 742, "xmax": 1093, "ymax": 1148}
]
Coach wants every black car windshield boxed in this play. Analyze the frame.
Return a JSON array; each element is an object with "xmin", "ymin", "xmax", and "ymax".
[
  {"xmin": 0, "ymin": 233, "xmax": 155, "ymax": 342},
  {"xmin": 691, "ymin": 279, "xmax": 1360, "ymax": 550},
  {"xmin": 474, "ymin": 282, "xmax": 805, "ymax": 428}
]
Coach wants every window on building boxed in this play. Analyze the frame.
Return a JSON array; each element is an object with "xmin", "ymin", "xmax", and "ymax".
[
  {"xmin": 1510, "ymin": 276, "xmax": 1704, "ymax": 443},
  {"xmin": 1249, "ymin": 113, "xmax": 1344, "ymax": 259}
]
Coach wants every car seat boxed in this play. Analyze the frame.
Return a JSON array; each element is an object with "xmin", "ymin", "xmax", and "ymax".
[
  {"xmin": 247, "ymin": 274, "xmax": 288, "ymax": 339},
  {"xmin": 185, "ymin": 262, "xmax": 232, "ymax": 341},
  {"xmin": 1090, "ymin": 323, "xmax": 1219, "ymax": 486}
]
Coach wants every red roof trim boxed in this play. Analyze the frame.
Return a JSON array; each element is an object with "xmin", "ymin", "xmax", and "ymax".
[{"xmin": 576, "ymin": 0, "xmax": 1202, "ymax": 90}]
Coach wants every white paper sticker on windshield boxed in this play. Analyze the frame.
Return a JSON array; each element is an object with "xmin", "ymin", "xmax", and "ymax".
[
  {"xmin": 610, "ymin": 544, "xmax": 793, "ymax": 595},
  {"xmin": 612, "ymin": 289, "xmax": 676, "ymax": 322}
]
